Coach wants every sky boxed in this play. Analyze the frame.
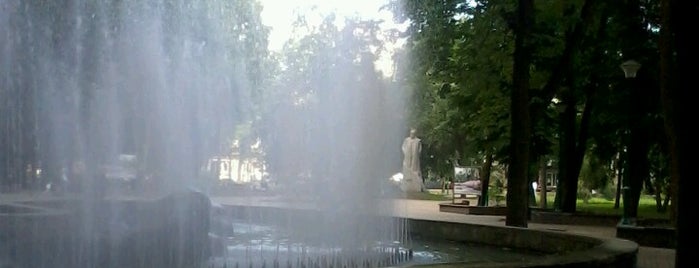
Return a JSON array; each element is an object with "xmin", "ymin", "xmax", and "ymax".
[{"xmin": 258, "ymin": 0, "xmax": 406, "ymax": 76}]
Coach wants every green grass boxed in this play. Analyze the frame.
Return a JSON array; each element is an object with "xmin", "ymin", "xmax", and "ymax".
[
  {"xmin": 536, "ymin": 192, "xmax": 670, "ymax": 220},
  {"xmin": 401, "ymin": 190, "xmax": 670, "ymax": 220},
  {"xmin": 400, "ymin": 191, "xmax": 452, "ymax": 201}
]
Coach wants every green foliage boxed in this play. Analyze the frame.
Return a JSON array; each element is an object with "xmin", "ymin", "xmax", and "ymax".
[
  {"xmin": 1, "ymin": 0, "xmax": 676, "ymax": 222},
  {"xmin": 390, "ymin": 0, "xmax": 670, "ymax": 218},
  {"xmin": 0, "ymin": 0, "xmax": 272, "ymax": 185},
  {"xmin": 578, "ymin": 153, "xmax": 611, "ymax": 191},
  {"xmin": 258, "ymin": 11, "xmax": 397, "ymax": 184},
  {"xmin": 488, "ymin": 179, "xmax": 506, "ymax": 205},
  {"xmin": 596, "ymin": 185, "xmax": 617, "ymax": 201},
  {"xmin": 390, "ymin": 0, "xmax": 517, "ymax": 178},
  {"xmin": 577, "ymin": 181, "xmax": 592, "ymax": 204}
]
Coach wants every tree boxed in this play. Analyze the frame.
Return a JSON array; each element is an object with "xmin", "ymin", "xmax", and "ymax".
[
  {"xmin": 260, "ymin": 12, "xmax": 396, "ymax": 197},
  {"xmin": 661, "ymin": 0, "xmax": 697, "ymax": 265},
  {"xmin": 505, "ymin": 0, "xmax": 534, "ymax": 227}
]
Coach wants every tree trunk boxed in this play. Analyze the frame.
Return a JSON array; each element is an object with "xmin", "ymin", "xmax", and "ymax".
[
  {"xmin": 547, "ymin": 0, "xmax": 602, "ymax": 213},
  {"xmin": 664, "ymin": 0, "xmax": 696, "ymax": 265},
  {"xmin": 614, "ymin": 152, "xmax": 623, "ymax": 209},
  {"xmin": 505, "ymin": 0, "xmax": 534, "ymax": 228},
  {"xmin": 555, "ymin": 93, "xmax": 578, "ymax": 213},
  {"xmin": 478, "ymin": 152, "xmax": 493, "ymax": 206},
  {"xmin": 658, "ymin": 0, "xmax": 676, "ymax": 225},
  {"xmin": 538, "ymin": 158, "xmax": 547, "ymax": 209}
]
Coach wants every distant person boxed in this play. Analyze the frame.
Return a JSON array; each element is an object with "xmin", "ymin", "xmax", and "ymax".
[{"xmin": 401, "ymin": 128, "xmax": 424, "ymax": 192}]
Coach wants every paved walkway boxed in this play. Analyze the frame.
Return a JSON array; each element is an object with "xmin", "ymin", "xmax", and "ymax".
[{"xmin": 1, "ymin": 192, "xmax": 675, "ymax": 267}]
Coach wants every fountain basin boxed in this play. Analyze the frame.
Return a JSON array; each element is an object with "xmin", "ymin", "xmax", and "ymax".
[
  {"xmin": 0, "ymin": 191, "xmax": 211, "ymax": 268},
  {"xmin": 216, "ymin": 204, "xmax": 638, "ymax": 268},
  {"xmin": 2, "ymin": 195, "xmax": 638, "ymax": 268}
]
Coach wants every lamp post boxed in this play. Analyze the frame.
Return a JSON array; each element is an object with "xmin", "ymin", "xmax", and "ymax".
[{"xmin": 619, "ymin": 60, "xmax": 641, "ymax": 226}]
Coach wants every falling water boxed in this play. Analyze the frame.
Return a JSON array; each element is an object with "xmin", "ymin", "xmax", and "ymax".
[
  {"xmin": 1, "ymin": 0, "xmax": 243, "ymax": 193},
  {"xmin": 3, "ymin": 0, "xmax": 256, "ymax": 267},
  {"xmin": 1, "ymin": 0, "xmax": 410, "ymax": 267}
]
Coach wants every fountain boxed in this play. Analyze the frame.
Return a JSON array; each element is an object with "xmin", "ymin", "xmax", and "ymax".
[{"xmin": 1, "ymin": 1, "xmax": 637, "ymax": 267}]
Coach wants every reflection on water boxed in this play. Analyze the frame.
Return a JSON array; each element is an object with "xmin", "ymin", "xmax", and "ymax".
[{"xmin": 208, "ymin": 221, "xmax": 546, "ymax": 268}]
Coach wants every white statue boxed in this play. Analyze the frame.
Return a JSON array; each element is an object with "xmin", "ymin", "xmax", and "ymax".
[{"xmin": 401, "ymin": 128, "xmax": 423, "ymax": 192}]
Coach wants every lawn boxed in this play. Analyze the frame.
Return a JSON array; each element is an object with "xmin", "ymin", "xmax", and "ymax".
[
  {"xmin": 406, "ymin": 189, "xmax": 671, "ymax": 220},
  {"xmin": 400, "ymin": 190, "xmax": 453, "ymax": 201},
  {"xmin": 536, "ymin": 192, "xmax": 670, "ymax": 220}
]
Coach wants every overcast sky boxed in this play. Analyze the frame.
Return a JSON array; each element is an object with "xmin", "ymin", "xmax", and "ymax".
[
  {"xmin": 258, "ymin": 0, "xmax": 405, "ymax": 76},
  {"xmin": 259, "ymin": 0, "xmax": 399, "ymax": 51}
]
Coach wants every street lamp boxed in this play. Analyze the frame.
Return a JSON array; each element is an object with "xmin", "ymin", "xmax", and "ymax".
[
  {"xmin": 619, "ymin": 59, "xmax": 641, "ymax": 226},
  {"xmin": 620, "ymin": 60, "xmax": 641, "ymax": 78}
]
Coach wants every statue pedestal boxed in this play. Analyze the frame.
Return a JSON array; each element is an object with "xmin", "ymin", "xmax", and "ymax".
[{"xmin": 400, "ymin": 178, "xmax": 423, "ymax": 192}]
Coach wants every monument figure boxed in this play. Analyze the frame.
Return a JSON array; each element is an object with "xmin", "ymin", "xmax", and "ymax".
[{"xmin": 401, "ymin": 128, "xmax": 423, "ymax": 192}]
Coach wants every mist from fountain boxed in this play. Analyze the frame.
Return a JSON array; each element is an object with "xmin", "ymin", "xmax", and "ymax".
[{"xmin": 1, "ymin": 0, "xmax": 410, "ymax": 267}]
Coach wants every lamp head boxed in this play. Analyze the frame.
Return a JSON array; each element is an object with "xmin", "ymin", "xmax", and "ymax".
[{"xmin": 620, "ymin": 60, "xmax": 641, "ymax": 78}]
